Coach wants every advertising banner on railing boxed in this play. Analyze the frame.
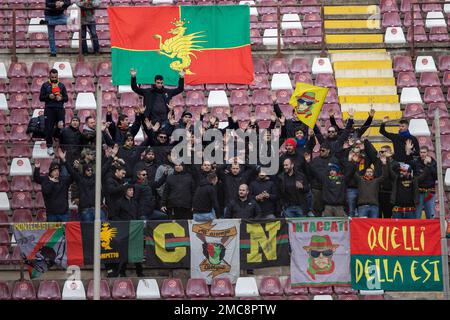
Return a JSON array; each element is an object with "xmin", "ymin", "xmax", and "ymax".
[
  {"xmin": 288, "ymin": 218, "xmax": 351, "ymax": 288},
  {"xmin": 240, "ymin": 219, "xmax": 290, "ymax": 269},
  {"xmin": 144, "ymin": 220, "xmax": 190, "ymax": 268},
  {"xmin": 189, "ymin": 219, "xmax": 240, "ymax": 284},
  {"xmin": 350, "ymin": 218, "xmax": 443, "ymax": 291}
]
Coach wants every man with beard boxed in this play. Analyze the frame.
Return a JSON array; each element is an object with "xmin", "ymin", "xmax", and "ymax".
[
  {"xmin": 117, "ymin": 133, "xmax": 144, "ymax": 180},
  {"xmin": 57, "ymin": 116, "xmax": 82, "ymax": 166},
  {"xmin": 134, "ymin": 147, "xmax": 158, "ymax": 183},
  {"xmin": 224, "ymin": 184, "xmax": 261, "ymax": 219},
  {"xmin": 130, "ymin": 68, "xmax": 185, "ymax": 123},
  {"xmin": 250, "ymin": 168, "xmax": 278, "ymax": 219},
  {"xmin": 106, "ymin": 105, "xmax": 145, "ymax": 145},
  {"xmin": 134, "ymin": 168, "xmax": 167, "ymax": 220},
  {"xmin": 278, "ymin": 158, "xmax": 309, "ymax": 218},
  {"xmin": 279, "ymin": 138, "xmax": 306, "ymax": 174},
  {"xmin": 81, "ymin": 115, "xmax": 114, "ymax": 148}
]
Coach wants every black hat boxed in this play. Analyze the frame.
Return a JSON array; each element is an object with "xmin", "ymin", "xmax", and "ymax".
[{"xmin": 182, "ymin": 111, "xmax": 193, "ymax": 118}]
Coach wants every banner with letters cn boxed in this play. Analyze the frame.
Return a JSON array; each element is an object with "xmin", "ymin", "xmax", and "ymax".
[
  {"xmin": 350, "ymin": 218, "xmax": 443, "ymax": 291},
  {"xmin": 145, "ymin": 220, "xmax": 190, "ymax": 268},
  {"xmin": 288, "ymin": 218, "xmax": 350, "ymax": 288},
  {"xmin": 189, "ymin": 219, "xmax": 240, "ymax": 285},
  {"xmin": 240, "ymin": 219, "xmax": 289, "ymax": 269}
]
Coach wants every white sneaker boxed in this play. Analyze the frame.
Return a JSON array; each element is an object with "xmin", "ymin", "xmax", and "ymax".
[{"xmin": 47, "ymin": 147, "xmax": 54, "ymax": 156}]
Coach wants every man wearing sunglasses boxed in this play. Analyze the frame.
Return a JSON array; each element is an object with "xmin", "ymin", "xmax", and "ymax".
[
  {"xmin": 130, "ymin": 68, "xmax": 185, "ymax": 124},
  {"xmin": 303, "ymin": 235, "xmax": 339, "ymax": 280}
]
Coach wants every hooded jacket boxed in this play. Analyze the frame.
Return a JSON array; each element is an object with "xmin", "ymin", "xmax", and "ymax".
[
  {"xmin": 58, "ymin": 125, "xmax": 82, "ymax": 162},
  {"xmin": 412, "ymin": 157, "xmax": 438, "ymax": 189},
  {"xmin": 192, "ymin": 180, "xmax": 220, "ymax": 214},
  {"xmin": 104, "ymin": 175, "xmax": 129, "ymax": 217},
  {"xmin": 66, "ymin": 161, "xmax": 95, "ymax": 211},
  {"xmin": 161, "ymin": 171, "xmax": 195, "ymax": 209},
  {"xmin": 114, "ymin": 195, "xmax": 139, "ymax": 221},
  {"xmin": 106, "ymin": 112, "xmax": 143, "ymax": 145},
  {"xmin": 380, "ymin": 123, "xmax": 420, "ymax": 163}
]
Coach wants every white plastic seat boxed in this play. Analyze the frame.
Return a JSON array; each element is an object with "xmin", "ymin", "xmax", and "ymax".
[
  {"xmin": 71, "ymin": 31, "xmax": 92, "ymax": 49},
  {"xmin": 32, "ymin": 109, "xmax": 44, "ymax": 118},
  {"xmin": 312, "ymin": 57, "xmax": 333, "ymax": 74},
  {"xmin": 445, "ymin": 168, "xmax": 450, "ymax": 186},
  {"xmin": 445, "ymin": 1, "xmax": 450, "ymax": 14},
  {"xmin": 33, "ymin": 141, "xmax": 52, "ymax": 159},
  {"xmin": 208, "ymin": 90, "xmax": 230, "ymax": 107},
  {"xmin": 263, "ymin": 29, "xmax": 283, "ymax": 46},
  {"xmin": 28, "ymin": 17, "xmax": 48, "ymax": 34},
  {"xmin": 235, "ymin": 277, "xmax": 259, "ymax": 297},
  {"xmin": 152, "ymin": 0, "xmax": 173, "ymax": 3},
  {"xmin": 239, "ymin": 1, "xmax": 258, "ymax": 16},
  {"xmin": 10, "ymin": 158, "xmax": 32, "ymax": 176},
  {"xmin": 0, "ymin": 63, "xmax": 6, "ymax": 80},
  {"xmin": 425, "ymin": 11, "xmax": 446, "ymax": 28},
  {"xmin": 62, "ymin": 280, "xmax": 86, "ymax": 300},
  {"xmin": 408, "ymin": 118, "xmax": 430, "ymax": 136},
  {"xmin": 360, "ymin": 289, "xmax": 385, "ymax": 295},
  {"xmin": 75, "ymin": 92, "xmax": 97, "ymax": 110},
  {"xmin": 118, "ymin": 85, "xmax": 133, "ymax": 94},
  {"xmin": 271, "ymin": 73, "xmax": 293, "ymax": 90},
  {"xmin": 281, "ymin": 14, "xmax": 303, "ymax": 30},
  {"xmin": 400, "ymin": 87, "xmax": 423, "ymax": 104},
  {"xmin": 385, "ymin": 27, "xmax": 406, "ymax": 44},
  {"xmin": 0, "ymin": 94, "xmax": 7, "ymax": 111},
  {"xmin": 415, "ymin": 56, "xmax": 437, "ymax": 73},
  {"xmin": 136, "ymin": 279, "xmax": 161, "ymax": 299},
  {"xmin": 0, "ymin": 193, "xmax": 10, "ymax": 211},
  {"xmin": 313, "ymin": 295, "xmax": 333, "ymax": 300},
  {"xmin": 52, "ymin": 62, "xmax": 73, "ymax": 78}
]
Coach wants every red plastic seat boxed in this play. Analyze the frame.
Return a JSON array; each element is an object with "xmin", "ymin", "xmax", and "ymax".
[
  {"xmin": 429, "ymin": 27, "xmax": 450, "ymax": 42},
  {"xmin": 186, "ymin": 278, "xmax": 209, "ymax": 298},
  {"xmin": 401, "ymin": 0, "xmax": 421, "ymax": 13},
  {"xmin": 75, "ymin": 77, "xmax": 95, "ymax": 93},
  {"xmin": 54, "ymin": 31, "xmax": 70, "ymax": 48},
  {"xmin": 31, "ymin": 77, "xmax": 47, "ymax": 93},
  {"xmin": 419, "ymin": 72, "xmax": 441, "ymax": 87},
  {"xmin": 302, "ymin": 13, "xmax": 322, "ymax": 28},
  {"xmin": 37, "ymin": 280, "xmax": 61, "ymax": 300},
  {"xmin": 12, "ymin": 209, "xmax": 33, "ymax": 223},
  {"xmin": 74, "ymin": 61, "xmax": 94, "ymax": 77},
  {"xmin": 186, "ymin": 91, "xmax": 206, "ymax": 107},
  {"xmin": 9, "ymin": 143, "xmax": 31, "ymax": 158},
  {"xmin": 184, "ymin": 84, "xmax": 205, "ymax": 91},
  {"xmin": 288, "ymin": 295, "xmax": 310, "ymax": 300},
  {"xmin": 253, "ymin": 57, "xmax": 268, "ymax": 74},
  {"xmin": 417, "ymin": 136, "xmax": 434, "ymax": 150},
  {"xmin": 31, "ymin": 93, "xmax": 45, "ymax": 109},
  {"xmin": 333, "ymin": 285, "xmax": 358, "ymax": 295},
  {"xmin": 294, "ymin": 72, "xmax": 313, "ymax": 85},
  {"xmin": 382, "ymin": 12, "xmax": 402, "ymax": 27},
  {"xmin": 111, "ymin": 279, "xmax": 136, "ymax": 300},
  {"xmin": 34, "ymin": 158, "xmax": 53, "ymax": 176},
  {"xmin": 12, "ymin": 281, "xmax": 35, "ymax": 300},
  {"xmin": 210, "ymin": 278, "xmax": 234, "ymax": 297},
  {"xmin": 438, "ymin": 55, "xmax": 450, "ymax": 71},
  {"xmin": 29, "ymin": 32, "xmax": 49, "ymax": 48},
  {"xmin": 362, "ymin": 294, "xmax": 385, "ymax": 300},
  {"xmin": 422, "ymin": 2, "xmax": 442, "ymax": 12},
  {"xmin": 0, "ymin": 246, "xmax": 9, "ymax": 263},
  {"xmin": 251, "ymin": 89, "xmax": 272, "ymax": 105},
  {"xmin": 0, "ymin": 158, "xmax": 8, "ymax": 176},
  {"xmin": 9, "ymin": 125, "xmax": 30, "ymax": 142},
  {"xmin": 255, "ymin": 105, "xmax": 273, "ymax": 120},
  {"xmin": 268, "ymin": 58, "xmax": 289, "ymax": 74},
  {"xmin": 259, "ymin": 276, "xmax": 283, "ymax": 296},
  {"xmin": 258, "ymin": 0, "xmax": 277, "ymax": 15},
  {"xmin": 315, "ymin": 73, "xmax": 336, "ymax": 88},
  {"xmin": 230, "ymin": 90, "xmax": 250, "ymax": 106},
  {"xmin": 0, "ymin": 176, "xmax": 9, "ymax": 192},
  {"xmin": 380, "ymin": 0, "xmax": 399, "ymax": 12},
  {"xmin": 283, "ymin": 28, "xmax": 305, "ymax": 45},
  {"xmin": 280, "ymin": 0, "xmax": 302, "ymax": 14},
  {"xmin": 101, "ymin": 92, "xmax": 119, "ymax": 109},
  {"xmin": 7, "ymin": 62, "xmax": 28, "ymax": 78},
  {"xmin": 0, "ymin": 81, "xmax": 6, "ymax": 93},
  {"xmin": 170, "ymin": 93, "xmax": 185, "ymax": 108},
  {"xmin": 9, "ymin": 93, "xmax": 29, "ymax": 109},
  {"xmin": 403, "ymin": 11, "xmax": 424, "ymax": 27},
  {"xmin": 442, "ymin": 151, "xmax": 450, "ymax": 169},
  {"xmin": 10, "ymin": 176, "xmax": 33, "ymax": 193},
  {"xmin": 393, "ymin": 56, "xmax": 414, "ymax": 72},
  {"xmin": 274, "ymin": 89, "xmax": 291, "ymax": 104},
  {"xmin": 432, "ymin": 117, "xmax": 450, "ymax": 135},
  {"xmin": 9, "ymin": 109, "xmax": 30, "ymax": 125},
  {"xmin": 161, "ymin": 278, "xmax": 185, "ymax": 299},
  {"xmin": 119, "ymin": 92, "xmax": 140, "ymax": 108},
  {"xmin": 0, "ymin": 211, "xmax": 9, "ymax": 225},
  {"xmin": 300, "ymin": 0, "xmax": 321, "ymax": 14},
  {"xmin": 424, "ymin": 87, "xmax": 445, "ymax": 103},
  {"xmin": 6, "ymin": 32, "xmax": 28, "ymax": 49},
  {"xmin": 250, "ymin": 74, "xmax": 270, "ymax": 90},
  {"xmin": 227, "ymin": 83, "xmax": 249, "ymax": 91},
  {"xmin": 0, "ymin": 282, "xmax": 11, "ymax": 300},
  {"xmin": 87, "ymin": 279, "xmax": 111, "ymax": 300},
  {"xmin": 205, "ymin": 84, "xmax": 227, "ymax": 91},
  {"xmin": 319, "ymin": 103, "xmax": 342, "ymax": 121},
  {"xmin": 232, "ymin": 105, "xmax": 251, "ymax": 120},
  {"xmin": 284, "ymin": 277, "xmax": 309, "ymax": 296},
  {"xmin": 98, "ymin": 30, "xmax": 111, "ymax": 47},
  {"xmin": 308, "ymin": 286, "xmax": 333, "ymax": 295},
  {"xmin": 260, "ymin": 14, "xmax": 278, "ymax": 29},
  {"xmin": 325, "ymin": 88, "xmax": 339, "ymax": 104},
  {"xmin": 35, "ymin": 209, "xmax": 46, "ymax": 222},
  {"xmin": 30, "ymin": 62, "xmax": 49, "ymax": 78},
  {"xmin": 305, "ymin": 27, "xmax": 323, "ymax": 44},
  {"xmin": 428, "ymin": 103, "xmax": 449, "ymax": 120},
  {"xmin": 96, "ymin": 61, "xmax": 112, "ymax": 77},
  {"xmin": 403, "ymin": 103, "xmax": 425, "ymax": 119},
  {"xmin": 396, "ymin": 72, "xmax": 418, "ymax": 88},
  {"xmin": 98, "ymin": 77, "xmax": 116, "ymax": 92},
  {"xmin": 11, "ymin": 192, "xmax": 33, "ymax": 210},
  {"xmin": 441, "ymin": 135, "xmax": 450, "ymax": 151},
  {"xmin": 338, "ymin": 294, "xmax": 359, "ymax": 300},
  {"xmin": 407, "ymin": 26, "xmax": 428, "ymax": 42},
  {"xmin": 0, "ymin": 229, "xmax": 9, "ymax": 245},
  {"xmin": 8, "ymin": 78, "xmax": 29, "ymax": 94},
  {"xmin": 60, "ymin": 78, "xmax": 74, "ymax": 93},
  {"xmin": 442, "ymin": 71, "xmax": 450, "ymax": 87}
]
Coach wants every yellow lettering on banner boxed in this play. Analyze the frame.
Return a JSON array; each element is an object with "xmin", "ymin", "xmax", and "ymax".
[
  {"xmin": 378, "ymin": 227, "xmax": 388, "ymax": 251},
  {"xmin": 411, "ymin": 260, "xmax": 420, "ymax": 282},
  {"xmin": 391, "ymin": 227, "xmax": 400, "ymax": 250},
  {"xmin": 411, "ymin": 227, "xmax": 419, "ymax": 251},
  {"xmin": 402, "ymin": 226, "xmax": 411, "ymax": 251},
  {"xmin": 383, "ymin": 259, "xmax": 393, "ymax": 282},
  {"xmin": 355, "ymin": 259, "xmax": 363, "ymax": 283},
  {"xmin": 246, "ymin": 221, "xmax": 280, "ymax": 263},
  {"xmin": 364, "ymin": 259, "xmax": 374, "ymax": 282},
  {"xmin": 422, "ymin": 259, "xmax": 431, "ymax": 283},
  {"xmin": 375, "ymin": 259, "xmax": 384, "ymax": 283},
  {"xmin": 154, "ymin": 222, "xmax": 186, "ymax": 263},
  {"xmin": 393, "ymin": 260, "xmax": 404, "ymax": 283},
  {"xmin": 420, "ymin": 227, "xmax": 425, "ymax": 252},
  {"xmin": 368, "ymin": 227, "xmax": 376, "ymax": 250},
  {"xmin": 430, "ymin": 260, "xmax": 441, "ymax": 282}
]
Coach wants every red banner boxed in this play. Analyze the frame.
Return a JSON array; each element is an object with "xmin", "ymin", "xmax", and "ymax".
[{"xmin": 350, "ymin": 218, "xmax": 441, "ymax": 256}]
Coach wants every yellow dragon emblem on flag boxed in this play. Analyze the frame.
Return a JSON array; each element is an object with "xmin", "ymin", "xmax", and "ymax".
[
  {"xmin": 154, "ymin": 19, "xmax": 206, "ymax": 75},
  {"xmin": 100, "ymin": 223, "xmax": 117, "ymax": 250}
]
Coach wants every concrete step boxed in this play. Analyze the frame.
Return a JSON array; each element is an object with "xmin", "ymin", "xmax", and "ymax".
[
  {"xmin": 331, "ymin": 52, "xmax": 391, "ymax": 62},
  {"xmin": 325, "ymin": 34, "xmax": 384, "ymax": 44},
  {"xmin": 324, "ymin": 19, "xmax": 380, "ymax": 29},
  {"xmin": 338, "ymin": 86, "xmax": 398, "ymax": 95},
  {"xmin": 336, "ymin": 77, "xmax": 395, "ymax": 86},
  {"xmin": 325, "ymin": 28, "xmax": 383, "ymax": 34},
  {"xmin": 340, "ymin": 102, "xmax": 401, "ymax": 111},
  {"xmin": 339, "ymin": 95, "xmax": 399, "ymax": 104},
  {"xmin": 324, "ymin": 5, "xmax": 379, "ymax": 15},
  {"xmin": 333, "ymin": 60, "xmax": 392, "ymax": 69},
  {"xmin": 335, "ymin": 68, "xmax": 394, "ymax": 78},
  {"xmin": 328, "ymin": 49, "xmax": 386, "ymax": 53}
]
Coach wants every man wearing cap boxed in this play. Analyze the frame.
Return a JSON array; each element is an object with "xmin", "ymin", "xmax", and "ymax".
[
  {"xmin": 279, "ymin": 138, "xmax": 307, "ymax": 175},
  {"xmin": 130, "ymin": 68, "xmax": 185, "ymax": 123},
  {"xmin": 117, "ymin": 133, "xmax": 145, "ymax": 180},
  {"xmin": 33, "ymin": 160, "xmax": 73, "ymax": 222},
  {"xmin": 303, "ymin": 235, "xmax": 339, "ymax": 280},
  {"xmin": 57, "ymin": 116, "xmax": 82, "ymax": 166}
]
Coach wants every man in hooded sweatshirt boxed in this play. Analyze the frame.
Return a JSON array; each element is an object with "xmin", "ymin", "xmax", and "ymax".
[
  {"xmin": 192, "ymin": 173, "xmax": 220, "ymax": 221},
  {"xmin": 250, "ymin": 168, "xmax": 278, "ymax": 219}
]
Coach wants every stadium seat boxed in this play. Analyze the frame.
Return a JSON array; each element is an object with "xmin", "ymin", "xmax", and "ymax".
[
  {"xmin": 400, "ymin": 0, "xmax": 421, "ymax": 13},
  {"xmin": 393, "ymin": 56, "xmax": 414, "ymax": 72},
  {"xmin": 403, "ymin": 103, "xmax": 425, "ymax": 119},
  {"xmin": 75, "ymin": 92, "xmax": 97, "ymax": 110},
  {"xmin": 75, "ymin": 77, "xmax": 95, "ymax": 93},
  {"xmin": 432, "ymin": 118, "xmax": 450, "ymax": 135},
  {"xmin": 161, "ymin": 278, "xmax": 185, "ymax": 299},
  {"xmin": 260, "ymin": 14, "xmax": 278, "ymax": 29},
  {"xmin": 62, "ymin": 280, "xmax": 86, "ymax": 300},
  {"xmin": 30, "ymin": 62, "xmax": 49, "ymax": 78},
  {"xmin": 425, "ymin": 11, "xmax": 446, "ymax": 28},
  {"xmin": 250, "ymin": 29, "xmax": 262, "ymax": 45},
  {"xmin": 283, "ymin": 277, "xmax": 309, "ymax": 296},
  {"xmin": 10, "ymin": 158, "xmax": 32, "ymax": 176},
  {"xmin": 112, "ymin": 279, "xmax": 136, "ymax": 300},
  {"xmin": 271, "ymin": 73, "xmax": 293, "ymax": 90},
  {"xmin": 419, "ymin": 72, "xmax": 441, "ymax": 87},
  {"xmin": 438, "ymin": 55, "xmax": 450, "ymax": 71},
  {"xmin": 429, "ymin": 27, "xmax": 450, "ymax": 42},
  {"xmin": 309, "ymin": 286, "xmax": 334, "ymax": 295},
  {"xmin": 325, "ymin": 88, "xmax": 339, "ymax": 104},
  {"xmin": 9, "ymin": 109, "xmax": 29, "ymax": 125},
  {"xmin": 417, "ymin": 136, "xmax": 434, "ymax": 150},
  {"xmin": 12, "ymin": 281, "xmax": 36, "ymax": 300},
  {"xmin": 11, "ymin": 192, "xmax": 33, "ymax": 210},
  {"xmin": 382, "ymin": 12, "xmax": 402, "ymax": 27},
  {"xmin": 0, "ymin": 94, "xmax": 7, "ymax": 111},
  {"xmin": 9, "ymin": 78, "xmax": 29, "ymax": 94},
  {"xmin": 0, "ymin": 125, "xmax": 7, "ymax": 143},
  {"xmin": 400, "ymin": 87, "xmax": 423, "ymax": 104},
  {"xmin": 283, "ymin": 28, "xmax": 305, "ymax": 45},
  {"xmin": 424, "ymin": 87, "xmax": 445, "ymax": 103},
  {"xmin": 0, "ymin": 158, "xmax": 8, "ymax": 176},
  {"xmin": 0, "ymin": 63, "xmax": 6, "ymax": 80},
  {"xmin": 333, "ymin": 285, "xmax": 357, "ymax": 295},
  {"xmin": 136, "ymin": 279, "xmax": 160, "ymax": 300},
  {"xmin": 409, "ymin": 118, "xmax": 431, "ymax": 136},
  {"xmin": 428, "ymin": 103, "xmax": 449, "ymax": 119},
  {"xmin": 280, "ymin": 0, "xmax": 302, "ymax": 14},
  {"xmin": 338, "ymin": 294, "xmax": 359, "ymax": 300},
  {"xmin": 208, "ymin": 90, "xmax": 229, "ymax": 107},
  {"xmin": 211, "ymin": 278, "xmax": 234, "ymax": 298},
  {"xmin": 29, "ymin": 32, "xmax": 48, "ymax": 48},
  {"xmin": 259, "ymin": 276, "xmax": 283, "ymax": 296},
  {"xmin": 11, "ymin": 176, "xmax": 33, "ymax": 192},
  {"xmin": 250, "ymin": 74, "xmax": 270, "ymax": 90},
  {"xmin": 269, "ymin": 58, "xmax": 289, "ymax": 74},
  {"xmin": 0, "ymin": 112, "xmax": 7, "ymax": 126},
  {"xmin": 12, "ymin": 209, "xmax": 33, "ymax": 223},
  {"xmin": 416, "ymin": 56, "xmax": 437, "ymax": 73},
  {"xmin": 184, "ymin": 84, "xmax": 205, "ymax": 91},
  {"xmin": 52, "ymin": 62, "xmax": 73, "ymax": 78},
  {"xmin": 235, "ymin": 277, "xmax": 259, "ymax": 298},
  {"xmin": 312, "ymin": 57, "xmax": 332, "ymax": 74},
  {"xmin": 0, "ymin": 211, "xmax": 8, "ymax": 225},
  {"xmin": 397, "ymin": 72, "xmax": 418, "ymax": 88},
  {"xmin": 229, "ymin": 90, "xmax": 250, "ymax": 106},
  {"xmin": 443, "ymin": 71, "xmax": 450, "ymax": 87},
  {"xmin": 98, "ymin": 77, "xmax": 116, "ymax": 92},
  {"xmin": 263, "ymin": 29, "xmax": 283, "ymax": 47},
  {"xmin": 303, "ymin": 13, "xmax": 322, "ymax": 28},
  {"xmin": 281, "ymin": 14, "xmax": 302, "ymax": 30},
  {"xmin": 119, "ymin": 92, "xmax": 139, "ymax": 108},
  {"xmin": 87, "ymin": 279, "xmax": 111, "ymax": 300},
  {"xmin": 0, "ymin": 282, "xmax": 11, "ymax": 300},
  {"xmin": 288, "ymin": 295, "xmax": 310, "ymax": 300},
  {"xmin": 8, "ymin": 62, "xmax": 28, "ymax": 78},
  {"xmin": 407, "ymin": 26, "xmax": 428, "ymax": 42},
  {"xmin": 290, "ymin": 58, "xmax": 311, "ymax": 74},
  {"xmin": 32, "ymin": 141, "xmax": 52, "ymax": 160},
  {"xmin": 441, "ymin": 135, "xmax": 450, "ymax": 151},
  {"xmin": 0, "ymin": 228, "xmax": 8, "ymax": 245},
  {"xmin": 305, "ymin": 27, "xmax": 323, "ymax": 44},
  {"xmin": 74, "ymin": 61, "xmax": 94, "ymax": 77},
  {"xmin": 186, "ymin": 278, "xmax": 209, "ymax": 298},
  {"xmin": 275, "ymin": 89, "xmax": 293, "ymax": 104},
  {"xmin": 31, "ymin": 77, "xmax": 47, "ymax": 93},
  {"xmin": 101, "ymin": 92, "xmax": 119, "ymax": 108},
  {"xmin": 293, "ymin": 73, "xmax": 313, "ymax": 85},
  {"xmin": 0, "ymin": 192, "xmax": 9, "ymax": 211},
  {"xmin": 251, "ymin": 89, "xmax": 272, "ymax": 105},
  {"xmin": 381, "ymin": 0, "xmax": 399, "ymax": 12},
  {"xmin": 315, "ymin": 73, "xmax": 336, "ymax": 88},
  {"xmin": 385, "ymin": 27, "xmax": 406, "ymax": 44},
  {"xmin": 0, "ymin": 176, "xmax": 8, "ymax": 193},
  {"xmin": 35, "ymin": 209, "xmax": 46, "ymax": 222},
  {"xmin": 403, "ymin": 11, "xmax": 424, "ymax": 27},
  {"xmin": 8, "ymin": 93, "xmax": 29, "ymax": 110},
  {"xmin": 96, "ymin": 61, "xmax": 112, "ymax": 77},
  {"xmin": 253, "ymin": 58, "xmax": 268, "ymax": 74},
  {"xmin": 0, "ymin": 246, "xmax": 9, "ymax": 263},
  {"xmin": 37, "ymin": 280, "xmax": 61, "ymax": 300},
  {"xmin": 445, "ymin": 169, "xmax": 450, "ymax": 186},
  {"xmin": 313, "ymin": 294, "xmax": 333, "ymax": 300}
]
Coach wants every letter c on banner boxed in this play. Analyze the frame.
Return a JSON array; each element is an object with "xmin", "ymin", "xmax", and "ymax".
[{"xmin": 154, "ymin": 222, "xmax": 186, "ymax": 263}]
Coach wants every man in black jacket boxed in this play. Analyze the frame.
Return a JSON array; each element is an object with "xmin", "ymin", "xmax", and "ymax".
[
  {"xmin": 57, "ymin": 116, "xmax": 82, "ymax": 166},
  {"xmin": 106, "ymin": 105, "xmax": 144, "ymax": 145},
  {"xmin": 278, "ymin": 158, "xmax": 309, "ymax": 218},
  {"xmin": 279, "ymin": 138, "xmax": 306, "ymax": 174},
  {"xmin": 134, "ymin": 169, "xmax": 167, "ymax": 220},
  {"xmin": 224, "ymin": 184, "xmax": 261, "ymax": 219},
  {"xmin": 104, "ymin": 166, "xmax": 129, "ymax": 220},
  {"xmin": 250, "ymin": 168, "xmax": 278, "ymax": 219},
  {"xmin": 130, "ymin": 68, "xmax": 185, "ymax": 123},
  {"xmin": 412, "ymin": 146, "xmax": 438, "ymax": 219},
  {"xmin": 40, "ymin": 69, "xmax": 68, "ymax": 156},
  {"xmin": 134, "ymin": 147, "xmax": 158, "ymax": 183},
  {"xmin": 44, "ymin": 0, "xmax": 70, "ymax": 56},
  {"xmin": 380, "ymin": 117, "xmax": 419, "ymax": 163},
  {"xmin": 33, "ymin": 161, "xmax": 72, "ymax": 222},
  {"xmin": 192, "ymin": 173, "xmax": 220, "ymax": 221},
  {"xmin": 117, "ymin": 133, "xmax": 144, "ymax": 180}
]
